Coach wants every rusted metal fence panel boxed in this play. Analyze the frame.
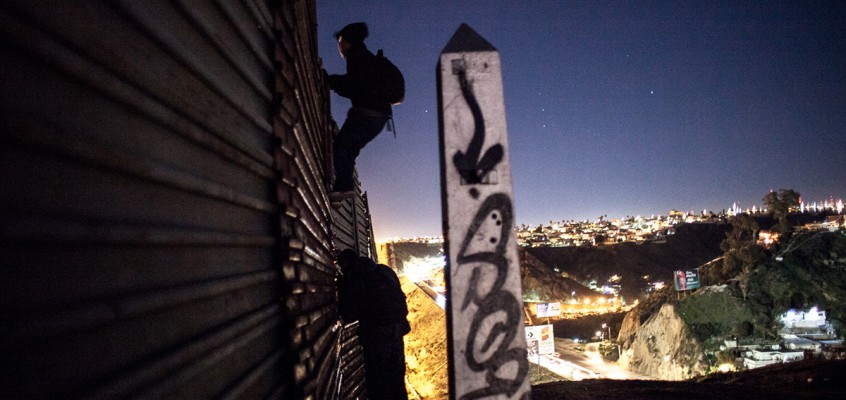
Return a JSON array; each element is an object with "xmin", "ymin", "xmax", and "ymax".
[
  {"xmin": 330, "ymin": 185, "xmax": 378, "ymax": 261},
  {"xmin": 273, "ymin": 1, "xmax": 358, "ymax": 399},
  {"xmin": 0, "ymin": 0, "xmax": 367, "ymax": 399},
  {"xmin": 335, "ymin": 321, "xmax": 368, "ymax": 400}
]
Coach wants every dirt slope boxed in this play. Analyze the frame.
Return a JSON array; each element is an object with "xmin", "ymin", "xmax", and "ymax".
[{"xmin": 401, "ymin": 277, "xmax": 448, "ymax": 399}]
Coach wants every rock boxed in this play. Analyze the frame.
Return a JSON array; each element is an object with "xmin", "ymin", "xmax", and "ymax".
[{"xmin": 619, "ymin": 303, "xmax": 708, "ymax": 380}]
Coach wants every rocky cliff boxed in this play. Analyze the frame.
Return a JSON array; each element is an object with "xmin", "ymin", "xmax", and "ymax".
[
  {"xmin": 618, "ymin": 303, "xmax": 708, "ymax": 380},
  {"xmin": 617, "ymin": 228, "xmax": 846, "ymax": 380}
]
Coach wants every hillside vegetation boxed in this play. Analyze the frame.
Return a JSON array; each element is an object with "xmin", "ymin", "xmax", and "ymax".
[
  {"xmin": 618, "ymin": 227, "xmax": 846, "ymax": 380},
  {"xmin": 683, "ymin": 228, "xmax": 846, "ymax": 341},
  {"xmin": 519, "ymin": 248, "xmax": 599, "ymax": 304}
]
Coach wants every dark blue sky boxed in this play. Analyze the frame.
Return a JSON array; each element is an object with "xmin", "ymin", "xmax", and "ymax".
[{"xmin": 317, "ymin": 1, "xmax": 846, "ymax": 241}]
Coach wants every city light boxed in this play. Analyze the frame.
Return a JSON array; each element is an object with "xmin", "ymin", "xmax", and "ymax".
[
  {"xmin": 402, "ymin": 255, "xmax": 445, "ymax": 283},
  {"xmin": 517, "ymin": 198, "xmax": 844, "ymax": 248},
  {"xmin": 717, "ymin": 363, "xmax": 735, "ymax": 373}
]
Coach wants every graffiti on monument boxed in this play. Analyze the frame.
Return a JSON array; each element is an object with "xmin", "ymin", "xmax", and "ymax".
[
  {"xmin": 452, "ymin": 60, "xmax": 503, "ymax": 197},
  {"xmin": 451, "ymin": 63, "xmax": 528, "ymax": 400}
]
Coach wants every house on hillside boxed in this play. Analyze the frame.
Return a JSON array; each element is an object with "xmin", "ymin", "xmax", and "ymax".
[
  {"xmin": 780, "ymin": 307, "xmax": 827, "ymax": 334},
  {"xmin": 824, "ymin": 215, "xmax": 845, "ymax": 230},
  {"xmin": 782, "ymin": 335, "xmax": 821, "ymax": 351},
  {"xmin": 757, "ymin": 230, "xmax": 780, "ymax": 248},
  {"xmin": 742, "ymin": 349, "xmax": 805, "ymax": 370}
]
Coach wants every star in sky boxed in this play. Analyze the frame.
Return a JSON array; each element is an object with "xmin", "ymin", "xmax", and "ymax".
[{"xmin": 317, "ymin": 0, "xmax": 846, "ymax": 241}]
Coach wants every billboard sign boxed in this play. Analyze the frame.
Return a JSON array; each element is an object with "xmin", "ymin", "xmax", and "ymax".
[
  {"xmin": 536, "ymin": 302, "xmax": 561, "ymax": 318},
  {"xmin": 674, "ymin": 269, "xmax": 700, "ymax": 291},
  {"xmin": 524, "ymin": 324, "xmax": 555, "ymax": 355}
]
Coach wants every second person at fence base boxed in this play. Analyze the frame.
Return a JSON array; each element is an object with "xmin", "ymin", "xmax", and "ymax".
[{"xmin": 337, "ymin": 249, "xmax": 410, "ymax": 400}]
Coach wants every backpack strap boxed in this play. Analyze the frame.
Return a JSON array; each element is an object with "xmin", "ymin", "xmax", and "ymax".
[
  {"xmin": 376, "ymin": 49, "xmax": 397, "ymax": 138},
  {"xmin": 388, "ymin": 115, "xmax": 396, "ymax": 138}
]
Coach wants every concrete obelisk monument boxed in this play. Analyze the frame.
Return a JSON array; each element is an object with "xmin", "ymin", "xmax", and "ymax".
[{"xmin": 438, "ymin": 24, "xmax": 530, "ymax": 400}]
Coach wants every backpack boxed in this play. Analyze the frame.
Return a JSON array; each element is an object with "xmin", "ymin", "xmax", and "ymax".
[{"xmin": 371, "ymin": 49, "xmax": 405, "ymax": 106}]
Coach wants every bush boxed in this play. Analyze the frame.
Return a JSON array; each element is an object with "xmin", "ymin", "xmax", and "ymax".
[
  {"xmin": 733, "ymin": 321, "xmax": 754, "ymax": 338},
  {"xmin": 677, "ymin": 288, "xmax": 758, "ymax": 341}
]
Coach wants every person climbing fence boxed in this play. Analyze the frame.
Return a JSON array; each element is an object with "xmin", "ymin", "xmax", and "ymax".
[{"xmin": 323, "ymin": 22, "xmax": 404, "ymax": 205}]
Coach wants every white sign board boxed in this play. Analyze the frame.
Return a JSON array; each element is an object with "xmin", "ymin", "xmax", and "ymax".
[
  {"xmin": 525, "ymin": 324, "xmax": 555, "ymax": 355},
  {"xmin": 536, "ymin": 302, "xmax": 561, "ymax": 318}
]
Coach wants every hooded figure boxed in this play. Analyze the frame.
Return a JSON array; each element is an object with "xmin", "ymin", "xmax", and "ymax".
[
  {"xmin": 324, "ymin": 22, "xmax": 391, "ymax": 203},
  {"xmin": 336, "ymin": 249, "xmax": 410, "ymax": 400},
  {"xmin": 328, "ymin": 22, "xmax": 391, "ymax": 115}
]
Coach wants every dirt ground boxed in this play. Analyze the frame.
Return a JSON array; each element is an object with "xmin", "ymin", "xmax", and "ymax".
[{"xmin": 401, "ymin": 277, "xmax": 449, "ymax": 399}]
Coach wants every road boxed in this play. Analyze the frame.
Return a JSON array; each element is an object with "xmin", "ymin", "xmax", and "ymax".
[{"xmin": 529, "ymin": 338, "xmax": 650, "ymax": 381}]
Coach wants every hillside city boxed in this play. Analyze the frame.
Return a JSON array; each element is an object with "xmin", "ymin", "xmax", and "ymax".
[
  {"xmin": 382, "ymin": 195, "xmax": 846, "ymax": 387},
  {"xmin": 382, "ymin": 196, "xmax": 844, "ymax": 306},
  {"xmin": 383, "ymin": 197, "xmax": 845, "ymax": 248},
  {"xmin": 381, "ymin": 197, "xmax": 844, "ymax": 299},
  {"xmin": 517, "ymin": 198, "xmax": 844, "ymax": 248}
]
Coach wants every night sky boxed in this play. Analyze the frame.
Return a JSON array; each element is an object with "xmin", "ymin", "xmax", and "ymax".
[{"xmin": 316, "ymin": 1, "xmax": 846, "ymax": 241}]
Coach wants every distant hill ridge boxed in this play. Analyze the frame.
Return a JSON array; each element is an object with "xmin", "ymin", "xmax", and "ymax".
[
  {"xmin": 519, "ymin": 248, "xmax": 599, "ymax": 304},
  {"xmin": 525, "ymin": 223, "xmax": 729, "ymax": 300}
]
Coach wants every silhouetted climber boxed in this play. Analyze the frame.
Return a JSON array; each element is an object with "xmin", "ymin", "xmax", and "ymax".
[
  {"xmin": 337, "ymin": 249, "xmax": 410, "ymax": 400},
  {"xmin": 323, "ymin": 22, "xmax": 404, "ymax": 204}
]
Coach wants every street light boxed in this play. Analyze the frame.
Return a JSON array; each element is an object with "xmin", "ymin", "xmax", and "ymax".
[{"xmin": 602, "ymin": 323, "xmax": 611, "ymax": 340}]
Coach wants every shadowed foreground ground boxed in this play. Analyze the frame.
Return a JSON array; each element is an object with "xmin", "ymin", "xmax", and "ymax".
[{"xmin": 532, "ymin": 359, "xmax": 846, "ymax": 400}]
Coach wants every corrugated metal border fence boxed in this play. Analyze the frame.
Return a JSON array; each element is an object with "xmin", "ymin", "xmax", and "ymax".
[
  {"xmin": 1, "ymin": 0, "xmax": 371, "ymax": 399},
  {"xmin": 273, "ymin": 1, "xmax": 352, "ymax": 399}
]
